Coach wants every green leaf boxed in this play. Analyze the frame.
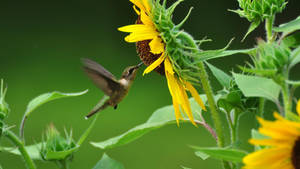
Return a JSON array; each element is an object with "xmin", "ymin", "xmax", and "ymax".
[
  {"xmin": 181, "ymin": 166, "xmax": 192, "ymax": 169},
  {"xmin": 191, "ymin": 48, "xmax": 255, "ymax": 62},
  {"xmin": 218, "ymin": 91, "xmax": 243, "ymax": 113},
  {"xmin": 273, "ymin": 16, "xmax": 300, "ymax": 35},
  {"xmin": 290, "ymin": 46, "xmax": 300, "ymax": 69},
  {"xmin": 91, "ymin": 96, "xmax": 207, "ymax": 149},
  {"xmin": 233, "ymin": 73, "xmax": 281, "ymax": 102},
  {"xmin": 242, "ymin": 20, "xmax": 261, "ymax": 42},
  {"xmin": 44, "ymin": 146, "xmax": 79, "ymax": 160},
  {"xmin": 92, "ymin": 153, "xmax": 125, "ymax": 169},
  {"xmin": 20, "ymin": 90, "xmax": 88, "ymax": 138},
  {"xmin": 2, "ymin": 143, "xmax": 43, "ymax": 160},
  {"xmin": 24, "ymin": 90, "xmax": 88, "ymax": 117},
  {"xmin": 282, "ymin": 32, "xmax": 300, "ymax": 48},
  {"xmin": 206, "ymin": 62, "xmax": 232, "ymax": 89},
  {"xmin": 191, "ymin": 146, "xmax": 247, "ymax": 163}
]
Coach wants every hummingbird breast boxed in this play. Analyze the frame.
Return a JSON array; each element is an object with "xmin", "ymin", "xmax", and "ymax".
[{"xmin": 109, "ymin": 86, "xmax": 129, "ymax": 106}]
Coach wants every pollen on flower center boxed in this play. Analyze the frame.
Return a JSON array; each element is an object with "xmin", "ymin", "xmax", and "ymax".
[
  {"xmin": 135, "ymin": 17, "xmax": 165, "ymax": 75},
  {"xmin": 292, "ymin": 137, "xmax": 300, "ymax": 169}
]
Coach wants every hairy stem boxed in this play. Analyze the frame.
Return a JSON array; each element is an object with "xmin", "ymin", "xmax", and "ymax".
[
  {"xmin": 225, "ymin": 111, "xmax": 236, "ymax": 144},
  {"xmin": 282, "ymin": 83, "xmax": 291, "ymax": 116},
  {"xmin": 4, "ymin": 130, "xmax": 36, "ymax": 169},
  {"xmin": 179, "ymin": 31, "xmax": 231, "ymax": 169},
  {"xmin": 265, "ymin": 17, "xmax": 274, "ymax": 43}
]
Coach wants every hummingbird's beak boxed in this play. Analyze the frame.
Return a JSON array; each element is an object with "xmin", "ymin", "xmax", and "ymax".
[{"xmin": 136, "ymin": 62, "xmax": 143, "ymax": 68}]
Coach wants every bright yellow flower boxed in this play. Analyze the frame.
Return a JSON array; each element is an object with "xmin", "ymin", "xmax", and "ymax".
[
  {"xmin": 118, "ymin": 0, "xmax": 206, "ymax": 126},
  {"xmin": 243, "ymin": 101, "xmax": 300, "ymax": 169}
]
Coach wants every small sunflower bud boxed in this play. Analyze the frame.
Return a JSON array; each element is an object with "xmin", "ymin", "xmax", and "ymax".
[
  {"xmin": 232, "ymin": 0, "xmax": 287, "ymax": 22},
  {"xmin": 254, "ymin": 39, "xmax": 290, "ymax": 72},
  {"xmin": 41, "ymin": 124, "xmax": 76, "ymax": 166}
]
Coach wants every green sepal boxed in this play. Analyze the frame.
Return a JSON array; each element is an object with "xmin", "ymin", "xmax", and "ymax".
[
  {"xmin": 189, "ymin": 48, "xmax": 255, "ymax": 62},
  {"xmin": 242, "ymin": 20, "xmax": 261, "ymax": 42}
]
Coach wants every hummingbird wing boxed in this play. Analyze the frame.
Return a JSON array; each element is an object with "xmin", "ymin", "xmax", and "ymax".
[{"xmin": 82, "ymin": 58, "xmax": 120, "ymax": 96}]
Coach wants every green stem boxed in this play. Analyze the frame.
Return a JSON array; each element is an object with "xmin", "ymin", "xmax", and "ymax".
[
  {"xmin": 4, "ymin": 130, "xmax": 36, "ymax": 169},
  {"xmin": 265, "ymin": 17, "xmax": 274, "ymax": 43},
  {"xmin": 225, "ymin": 111, "xmax": 236, "ymax": 144},
  {"xmin": 282, "ymin": 83, "xmax": 291, "ymax": 116},
  {"xmin": 179, "ymin": 32, "xmax": 231, "ymax": 169},
  {"xmin": 198, "ymin": 62, "xmax": 231, "ymax": 169},
  {"xmin": 198, "ymin": 62, "xmax": 225, "ymax": 147}
]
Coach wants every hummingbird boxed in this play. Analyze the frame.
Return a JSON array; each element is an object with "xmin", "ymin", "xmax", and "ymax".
[{"xmin": 82, "ymin": 58, "xmax": 143, "ymax": 119}]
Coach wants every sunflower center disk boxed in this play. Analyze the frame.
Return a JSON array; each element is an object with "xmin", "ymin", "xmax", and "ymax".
[
  {"xmin": 292, "ymin": 137, "xmax": 300, "ymax": 169},
  {"xmin": 135, "ymin": 18, "xmax": 165, "ymax": 75}
]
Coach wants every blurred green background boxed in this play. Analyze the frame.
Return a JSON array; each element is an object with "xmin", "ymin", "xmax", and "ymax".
[{"xmin": 0, "ymin": 0, "xmax": 299, "ymax": 169}]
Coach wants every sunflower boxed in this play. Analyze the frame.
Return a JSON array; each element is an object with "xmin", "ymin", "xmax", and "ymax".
[
  {"xmin": 243, "ymin": 100, "xmax": 300, "ymax": 169},
  {"xmin": 118, "ymin": 0, "xmax": 206, "ymax": 125}
]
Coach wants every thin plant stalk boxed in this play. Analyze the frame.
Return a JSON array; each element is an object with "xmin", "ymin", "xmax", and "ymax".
[{"xmin": 4, "ymin": 130, "xmax": 36, "ymax": 169}]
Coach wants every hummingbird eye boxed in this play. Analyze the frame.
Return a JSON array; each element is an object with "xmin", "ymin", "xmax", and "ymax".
[{"xmin": 128, "ymin": 68, "xmax": 134, "ymax": 74}]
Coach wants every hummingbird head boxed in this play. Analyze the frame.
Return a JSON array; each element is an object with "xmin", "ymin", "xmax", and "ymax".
[{"xmin": 121, "ymin": 62, "xmax": 143, "ymax": 81}]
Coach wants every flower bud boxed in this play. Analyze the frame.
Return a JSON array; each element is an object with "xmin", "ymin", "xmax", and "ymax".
[
  {"xmin": 40, "ymin": 124, "xmax": 76, "ymax": 166},
  {"xmin": 233, "ymin": 0, "xmax": 287, "ymax": 22},
  {"xmin": 252, "ymin": 40, "xmax": 290, "ymax": 74}
]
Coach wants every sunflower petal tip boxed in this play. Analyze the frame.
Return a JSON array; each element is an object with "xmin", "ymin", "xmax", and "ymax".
[{"xmin": 176, "ymin": 119, "xmax": 180, "ymax": 127}]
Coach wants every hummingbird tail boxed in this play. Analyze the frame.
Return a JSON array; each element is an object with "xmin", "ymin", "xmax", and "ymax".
[{"xmin": 85, "ymin": 98, "xmax": 110, "ymax": 119}]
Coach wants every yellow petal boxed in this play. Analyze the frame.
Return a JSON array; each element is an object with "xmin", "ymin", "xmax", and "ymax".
[
  {"xmin": 140, "ymin": 10, "xmax": 153, "ymax": 26},
  {"xmin": 149, "ymin": 36, "xmax": 164, "ymax": 54},
  {"xmin": 141, "ymin": 0, "xmax": 151, "ymax": 13},
  {"xmin": 164, "ymin": 57, "xmax": 174, "ymax": 74},
  {"xmin": 185, "ymin": 81, "xmax": 206, "ymax": 111},
  {"xmin": 257, "ymin": 116, "xmax": 300, "ymax": 138},
  {"xmin": 118, "ymin": 24, "xmax": 156, "ymax": 33},
  {"xmin": 172, "ymin": 98, "xmax": 182, "ymax": 126},
  {"xmin": 243, "ymin": 147, "xmax": 290, "ymax": 166},
  {"xmin": 273, "ymin": 112, "xmax": 300, "ymax": 128},
  {"xmin": 297, "ymin": 100, "xmax": 300, "ymax": 116},
  {"xmin": 124, "ymin": 32, "xmax": 157, "ymax": 42},
  {"xmin": 143, "ymin": 53, "xmax": 165, "ymax": 75},
  {"xmin": 177, "ymin": 80, "xmax": 196, "ymax": 126},
  {"xmin": 130, "ymin": 0, "xmax": 146, "ymax": 12},
  {"xmin": 166, "ymin": 71, "xmax": 183, "ymax": 124},
  {"xmin": 249, "ymin": 138, "xmax": 293, "ymax": 147},
  {"xmin": 133, "ymin": 5, "xmax": 140, "ymax": 15}
]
